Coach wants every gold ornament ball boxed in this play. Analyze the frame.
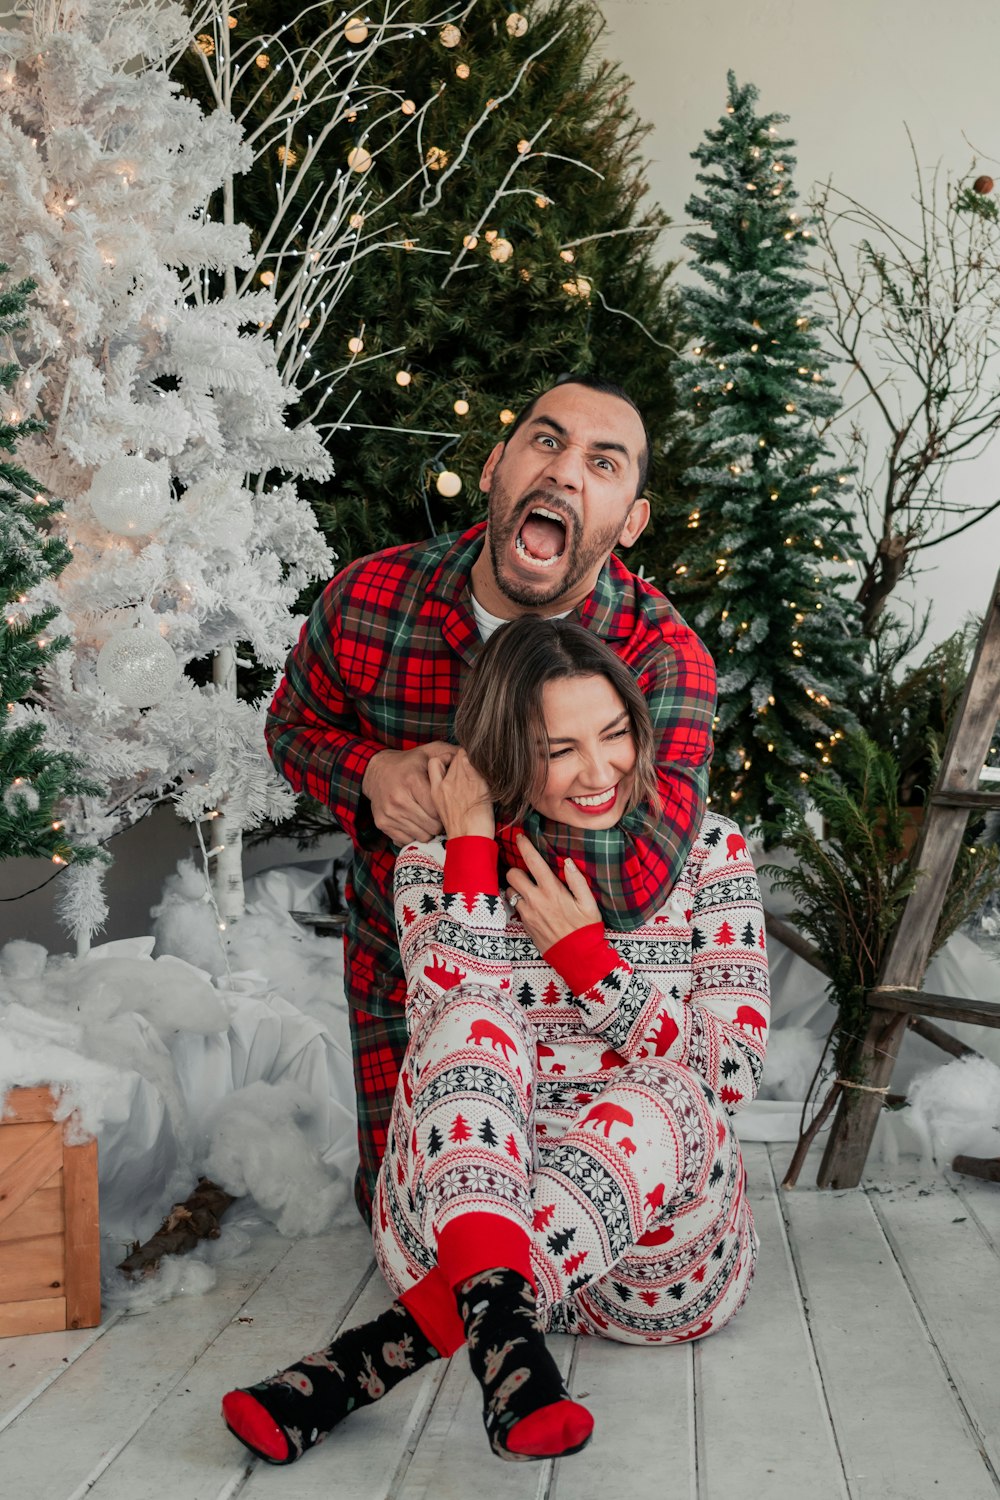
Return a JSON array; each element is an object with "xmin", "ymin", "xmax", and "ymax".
[
  {"xmin": 425, "ymin": 145, "xmax": 449, "ymax": 171},
  {"xmin": 562, "ymin": 279, "xmax": 579, "ymax": 297},
  {"xmin": 194, "ymin": 33, "xmax": 215, "ymax": 56},
  {"xmin": 255, "ymin": 53, "xmax": 270, "ymax": 68},
  {"xmin": 490, "ymin": 237, "xmax": 513, "ymax": 263},
  {"xmin": 440, "ymin": 23, "xmax": 461, "ymax": 47},
  {"xmin": 347, "ymin": 145, "xmax": 373, "ymax": 173},
  {"xmin": 395, "ymin": 370, "xmax": 412, "ymax": 387},
  {"xmin": 516, "ymin": 139, "xmax": 530, "ymax": 154},
  {"xmin": 453, "ymin": 398, "xmax": 470, "ymax": 416},
  {"xmin": 259, "ymin": 269, "xmax": 275, "ymax": 286},
  {"xmin": 576, "ymin": 276, "xmax": 592, "ymax": 297},
  {"xmin": 455, "ymin": 62, "xmax": 470, "ymax": 78},
  {"xmin": 344, "ymin": 17, "xmax": 368, "ymax": 43},
  {"xmin": 401, "ymin": 98, "xmax": 416, "ymax": 115},
  {"xmin": 435, "ymin": 470, "xmax": 462, "ymax": 497},
  {"xmin": 348, "ymin": 335, "xmax": 365, "ymax": 354},
  {"xmin": 535, "ymin": 195, "xmax": 550, "ymax": 209},
  {"xmin": 560, "ymin": 248, "xmax": 575, "ymax": 262},
  {"xmin": 974, "ymin": 174, "xmax": 995, "ymax": 194},
  {"xmin": 349, "ymin": 212, "xmax": 365, "ymax": 229},
  {"xmin": 463, "ymin": 233, "xmax": 479, "ymax": 250},
  {"xmin": 506, "ymin": 11, "xmax": 529, "ymax": 35},
  {"xmin": 499, "ymin": 408, "xmax": 515, "ymax": 425}
]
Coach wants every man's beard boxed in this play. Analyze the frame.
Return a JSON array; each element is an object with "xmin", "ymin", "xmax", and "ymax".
[{"xmin": 486, "ymin": 475, "xmax": 627, "ymax": 609}]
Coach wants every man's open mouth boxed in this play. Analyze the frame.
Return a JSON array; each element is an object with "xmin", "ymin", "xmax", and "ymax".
[{"xmin": 514, "ymin": 506, "xmax": 568, "ymax": 568}]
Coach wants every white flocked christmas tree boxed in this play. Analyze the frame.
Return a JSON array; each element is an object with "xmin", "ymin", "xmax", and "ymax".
[{"xmin": 0, "ymin": 0, "xmax": 335, "ymax": 947}]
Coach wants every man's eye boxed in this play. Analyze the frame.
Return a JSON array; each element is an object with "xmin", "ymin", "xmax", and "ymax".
[
  {"xmin": 537, "ymin": 434, "xmax": 557, "ymax": 448},
  {"xmin": 594, "ymin": 457, "xmax": 615, "ymax": 472}
]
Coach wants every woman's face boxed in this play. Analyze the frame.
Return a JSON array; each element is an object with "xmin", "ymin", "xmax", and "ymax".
[{"xmin": 531, "ymin": 674, "xmax": 637, "ymax": 830}]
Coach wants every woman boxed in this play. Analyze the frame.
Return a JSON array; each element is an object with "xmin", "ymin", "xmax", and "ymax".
[{"xmin": 222, "ymin": 618, "xmax": 768, "ymax": 1467}]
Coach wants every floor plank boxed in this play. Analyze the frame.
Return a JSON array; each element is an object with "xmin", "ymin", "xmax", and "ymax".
[
  {"xmin": 0, "ymin": 1224, "xmax": 294, "ymax": 1500},
  {"xmin": 554, "ymin": 1327, "xmax": 693, "ymax": 1500},
  {"xmin": 84, "ymin": 1222, "xmax": 375, "ymax": 1500},
  {"xmin": 696, "ymin": 1143, "xmax": 848, "ymax": 1500},
  {"xmin": 782, "ymin": 1178, "xmax": 997, "ymax": 1499},
  {"xmin": 869, "ymin": 1176, "xmax": 1000, "ymax": 1486},
  {"xmin": 0, "ymin": 1317, "xmax": 117, "ymax": 1435}
]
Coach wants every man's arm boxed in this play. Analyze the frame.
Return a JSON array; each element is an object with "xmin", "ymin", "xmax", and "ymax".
[
  {"xmin": 511, "ymin": 625, "xmax": 716, "ymax": 931},
  {"xmin": 265, "ymin": 577, "xmax": 450, "ymax": 846}
]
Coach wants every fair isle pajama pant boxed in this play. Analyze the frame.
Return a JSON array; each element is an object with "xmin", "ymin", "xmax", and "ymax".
[{"xmin": 372, "ymin": 984, "xmax": 757, "ymax": 1347}]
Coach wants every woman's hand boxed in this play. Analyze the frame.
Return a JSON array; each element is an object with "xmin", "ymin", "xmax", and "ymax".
[
  {"xmin": 427, "ymin": 749, "xmax": 495, "ymax": 839},
  {"xmin": 506, "ymin": 833, "xmax": 601, "ymax": 951}
]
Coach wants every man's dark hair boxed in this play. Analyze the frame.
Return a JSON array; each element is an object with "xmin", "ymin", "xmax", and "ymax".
[{"xmin": 503, "ymin": 373, "xmax": 651, "ymax": 497}]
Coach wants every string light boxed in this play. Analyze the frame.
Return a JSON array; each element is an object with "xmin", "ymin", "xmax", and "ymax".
[
  {"xmin": 344, "ymin": 17, "xmax": 368, "ymax": 43},
  {"xmin": 453, "ymin": 398, "xmax": 470, "ymax": 416},
  {"xmin": 395, "ymin": 369, "xmax": 412, "ymax": 387},
  {"xmin": 456, "ymin": 62, "xmax": 470, "ymax": 78},
  {"xmin": 259, "ymin": 270, "xmax": 275, "ymax": 286},
  {"xmin": 499, "ymin": 408, "xmax": 515, "ymax": 425}
]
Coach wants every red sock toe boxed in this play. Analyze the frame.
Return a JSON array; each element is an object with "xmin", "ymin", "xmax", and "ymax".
[
  {"xmin": 221, "ymin": 1389, "xmax": 290, "ymax": 1463},
  {"xmin": 505, "ymin": 1399, "xmax": 594, "ymax": 1457}
]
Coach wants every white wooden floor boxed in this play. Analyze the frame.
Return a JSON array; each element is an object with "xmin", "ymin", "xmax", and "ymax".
[{"xmin": 3, "ymin": 1142, "xmax": 1000, "ymax": 1500}]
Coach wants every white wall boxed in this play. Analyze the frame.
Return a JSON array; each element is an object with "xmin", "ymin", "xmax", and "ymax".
[{"xmin": 598, "ymin": 0, "xmax": 1000, "ymax": 644}]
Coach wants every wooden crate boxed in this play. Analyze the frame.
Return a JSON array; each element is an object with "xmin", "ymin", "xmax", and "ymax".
[{"xmin": 0, "ymin": 1085, "xmax": 101, "ymax": 1338}]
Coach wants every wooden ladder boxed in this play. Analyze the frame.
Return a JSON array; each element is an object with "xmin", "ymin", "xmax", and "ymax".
[{"xmin": 817, "ymin": 566, "xmax": 1000, "ymax": 1189}]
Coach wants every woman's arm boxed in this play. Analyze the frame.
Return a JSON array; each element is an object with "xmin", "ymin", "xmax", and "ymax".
[
  {"xmin": 394, "ymin": 753, "xmax": 510, "ymax": 1024},
  {"xmin": 512, "ymin": 825, "xmax": 769, "ymax": 1110}
]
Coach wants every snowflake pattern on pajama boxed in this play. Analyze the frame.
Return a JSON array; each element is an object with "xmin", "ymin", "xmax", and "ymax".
[{"xmin": 372, "ymin": 813, "xmax": 768, "ymax": 1346}]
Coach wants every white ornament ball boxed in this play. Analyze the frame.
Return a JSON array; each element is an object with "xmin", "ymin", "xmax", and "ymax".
[
  {"xmin": 3, "ymin": 778, "xmax": 40, "ymax": 815},
  {"xmin": 506, "ymin": 12, "xmax": 529, "ymax": 36},
  {"xmin": 87, "ymin": 455, "xmax": 170, "ymax": 536},
  {"xmin": 344, "ymin": 17, "xmax": 368, "ymax": 43},
  {"xmin": 347, "ymin": 145, "xmax": 373, "ymax": 174},
  {"xmin": 435, "ymin": 470, "xmax": 462, "ymax": 498},
  {"xmin": 96, "ymin": 628, "xmax": 180, "ymax": 708},
  {"xmin": 440, "ymin": 23, "xmax": 462, "ymax": 47}
]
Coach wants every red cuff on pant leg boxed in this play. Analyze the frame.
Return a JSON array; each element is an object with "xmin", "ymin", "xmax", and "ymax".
[
  {"xmin": 436, "ymin": 1212, "xmax": 535, "ymax": 1292},
  {"xmin": 399, "ymin": 1268, "xmax": 466, "ymax": 1357}
]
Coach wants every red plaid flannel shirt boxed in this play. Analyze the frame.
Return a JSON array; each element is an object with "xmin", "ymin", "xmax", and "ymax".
[{"xmin": 265, "ymin": 523, "xmax": 716, "ymax": 1018}]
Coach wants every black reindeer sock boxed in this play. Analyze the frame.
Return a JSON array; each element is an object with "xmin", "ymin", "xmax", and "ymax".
[
  {"xmin": 221, "ymin": 1301, "xmax": 440, "ymax": 1465},
  {"xmin": 457, "ymin": 1268, "xmax": 594, "ymax": 1461}
]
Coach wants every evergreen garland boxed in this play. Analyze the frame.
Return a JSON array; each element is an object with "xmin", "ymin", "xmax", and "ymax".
[
  {"xmin": 673, "ymin": 72, "xmax": 865, "ymax": 824},
  {"xmin": 0, "ymin": 269, "xmax": 102, "ymax": 865}
]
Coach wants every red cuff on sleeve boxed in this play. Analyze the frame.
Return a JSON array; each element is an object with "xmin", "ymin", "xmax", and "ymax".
[
  {"xmin": 543, "ymin": 922, "xmax": 622, "ymax": 995},
  {"xmin": 443, "ymin": 836, "xmax": 500, "ymax": 895}
]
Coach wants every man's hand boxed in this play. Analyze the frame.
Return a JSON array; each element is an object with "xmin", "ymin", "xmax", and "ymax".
[
  {"xmin": 428, "ymin": 749, "xmax": 495, "ymax": 839},
  {"xmin": 362, "ymin": 742, "xmax": 456, "ymax": 845},
  {"xmin": 507, "ymin": 833, "xmax": 602, "ymax": 951}
]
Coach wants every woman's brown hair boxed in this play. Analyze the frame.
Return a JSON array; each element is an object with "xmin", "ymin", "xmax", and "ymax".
[{"xmin": 455, "ymin": 617, "xmax": 658, "ymax": 824}]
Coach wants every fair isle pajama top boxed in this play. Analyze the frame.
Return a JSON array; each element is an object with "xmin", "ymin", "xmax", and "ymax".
[{"xmin": 372, "ymin": 812, "xmax": 770, "ymax": 1345}]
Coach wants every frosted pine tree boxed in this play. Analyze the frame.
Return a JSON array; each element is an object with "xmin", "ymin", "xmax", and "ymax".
[
  {"xmin": 674, "ymin": 72, "xmax": 864, "ymax": 824},
  {"xmin": 0, "ymin": 267, "xmax": 103, "ymax": 865},
  {"xmin": 0, "ymin": 0, "xmax": 333, "ymax": 945}
]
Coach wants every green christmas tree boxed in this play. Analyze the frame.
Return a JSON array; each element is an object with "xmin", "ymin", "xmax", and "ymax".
[
  {"xmin": 0, "ymin": 270, "xmax": 101, "ymax": 865},
  {"xmin": 176, "ymin": 0, "xmax": 687, "ymax": 575},
  {"xmin": 672, "ymin": 72, "xmax": 864, "ymax": 824}
]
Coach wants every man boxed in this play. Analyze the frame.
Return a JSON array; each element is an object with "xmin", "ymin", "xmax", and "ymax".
[{"xmin": 265, "ymin": 375, "xmax": 716, "ymax": 1223}]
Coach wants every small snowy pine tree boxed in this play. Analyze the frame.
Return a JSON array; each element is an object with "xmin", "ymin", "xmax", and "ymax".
[{"xmin": 674, "ymin": 72, "xmax": 864, "ymax": 824}]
